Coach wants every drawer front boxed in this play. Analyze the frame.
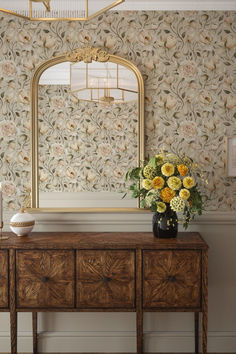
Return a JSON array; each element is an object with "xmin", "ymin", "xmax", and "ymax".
[
  {"xmin": 16, "ymin": 250, "xmax": 74, "ymax": 308},
  {"xmin": 0, "ymin": 250, "xmax": 8, "ymax": 308},
  {"xmin": 143, "ymin": 250, "xmax": 201, "ymax": 309},
  {"xmin": 77, "ymin": 250, "xmax": 135, "ymax": 308}
]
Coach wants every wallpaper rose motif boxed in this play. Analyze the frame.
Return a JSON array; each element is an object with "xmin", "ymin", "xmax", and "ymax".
[
  {"xmin": 0, "ymin": 11, "xmax": 235, "ymax": 211},
  {"xmin": 38, "ymin": 85, "xmax": 138, "ymax": 192}
]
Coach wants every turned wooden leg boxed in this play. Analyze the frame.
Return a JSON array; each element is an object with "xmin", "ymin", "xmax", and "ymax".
[
  {"xmin": 10, "ymin": 250, "xmax": 17, "ymax": 354},
  {"xmin": 136, "ymin": 308, "xmax": 143, "ymax": 354},
  {"xmin": 202, "ymin": 250, "xmax": 208, "ymax": 354},
  {"xmin": 194, "ymin": 312, "xmax": 199, "ymax": 354},
  {"xmin": 32, "ymin": 312, "xmax": 38, "ymax": 354},
  {"xmin": 10, "ymin": 310, "xmax": 17, "ymax": 354},
  {"xmin": 136, "ymin": 249, "xmax": 143, "ymax": 354}
]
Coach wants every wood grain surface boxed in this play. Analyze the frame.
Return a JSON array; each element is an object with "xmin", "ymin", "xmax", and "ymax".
[
  {"xmin": 0, "ymin": 250, "xmax": 8, "ymax": 308},
  {"xmin": 77, "ymin": 250, "xmax": 135, "ymax": 308},
  {"xmin": 10, "ymin": 249, "xmax": 17, "ymax": 354},
  {"xmin": 202, "ymin": 249, "xmax": 208, "ymax": 354},
  {"xmin": 143, "ymin": 250, "xmax": 201, "ymax": 308},
  {"xmin": 16, "ymin": 250, "xmax": 74, "ymax": 308},
  {"xmin": 0, "ymin": 232, "xmax": 208, "ymax": 250}
]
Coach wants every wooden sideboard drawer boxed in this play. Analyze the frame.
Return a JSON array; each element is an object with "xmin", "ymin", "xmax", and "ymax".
[
  {"xmin": 16, "ymin": 250, "xmax": 75, "ymax": 308},
  {"xmin": 77, "ymin": 250, "xmax": 135, "ymax": 308},
  {"xmin": 143, "ymin": 250, "xmax": 201, "ymax": 309},
  {"xmin": 0, "ymin": 250, "xmax": 8, "ymax": 308}
]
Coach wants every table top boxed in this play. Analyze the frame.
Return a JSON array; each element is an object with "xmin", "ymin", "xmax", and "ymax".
[{"xmin": 0, "ymin": 231, "xmax": 208, "ymax": 250}]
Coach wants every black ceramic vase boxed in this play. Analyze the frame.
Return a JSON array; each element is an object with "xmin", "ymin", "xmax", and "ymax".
[{"xmin": 152, "ymin": 209, "xmax": 178, "ymax": 238}]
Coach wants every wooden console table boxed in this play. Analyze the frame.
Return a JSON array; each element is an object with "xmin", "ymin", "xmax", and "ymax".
[{"xmin": 0, "ymin": 232, "xmax": 208, "ymax": 354}]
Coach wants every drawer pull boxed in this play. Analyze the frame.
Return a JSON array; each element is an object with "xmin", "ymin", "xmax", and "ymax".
[
  {"xmin": 103, "ymin": 277, "xmax": 111, "ymax": 283},
  {"xmin": 169, "ymin": 276, "xmax": 176, "ymax": 283},
  {"xmin": 42, "ymin": 276, "xmax": 49, "ymax": 283}
]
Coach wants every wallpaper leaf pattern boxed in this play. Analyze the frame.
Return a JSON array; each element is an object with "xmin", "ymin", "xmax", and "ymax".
[
  {"xmin": 0, "ymin": 11, "xmax": 235, "ymax": 211},
  {"xmin": 38, "ymin": 85, "xmax": 138, "ymax": 192}
]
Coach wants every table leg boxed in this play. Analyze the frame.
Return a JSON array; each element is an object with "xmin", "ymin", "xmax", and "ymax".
[
  {"xmin": 136, "ymin": 249, "xmax": 143, "ymax": 354},
  {"xmin": 136, "ymin": 308, "xmax": 143, "ymax": 354},
  {"xmin": 10, "ymin": 250, "xmax": 17, "ymax": 354},
  {"xmin": 10, "ymin": 311, "xmax": 17, "ymax": 354},
  {"xmin": 194, "ymin": 312, "xmax": 199, "ymax": 353},
  {"xmin": 33, "ymin": 312, "xmax": 38, "ymax": 354},
  {"xmin": 202, "ymin": 250, "xmax": 208, "ymax": 354}
]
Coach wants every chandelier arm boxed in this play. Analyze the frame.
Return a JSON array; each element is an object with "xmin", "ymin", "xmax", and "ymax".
[{"xmin": 31, "ymin": 0, "xmax": 51, "ymax": 12}]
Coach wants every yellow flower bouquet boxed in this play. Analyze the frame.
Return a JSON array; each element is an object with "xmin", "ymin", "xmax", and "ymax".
[{"xmin": 125, "ymin": 151, "xmax": 205, "ymax": 233}]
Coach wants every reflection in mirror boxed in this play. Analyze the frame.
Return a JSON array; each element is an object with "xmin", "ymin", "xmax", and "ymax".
[
  {"xmin": 70, "ymin": 61, "xmax": 138, "ymax": 103},
  {"xmin": 37, "ymin": 60, "xmax": 140, "ymax": 208}
]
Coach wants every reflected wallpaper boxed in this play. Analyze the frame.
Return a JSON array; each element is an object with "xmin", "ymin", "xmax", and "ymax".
[
  {"xmin": 0, "ymin": 11, "xmax": 235, "ymax": 210},
  {"xmin": 38, "ymin": 85, "xmax": 138, "ymax": 192}
]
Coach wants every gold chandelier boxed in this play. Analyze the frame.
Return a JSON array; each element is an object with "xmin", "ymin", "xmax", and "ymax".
[
  {"xmin": 70, "ymin": 60, "xmax": 138, "ymax": 104},
  {"xmin": 0, "ymin": 0, "xmax": 125, "ymax": 21}
]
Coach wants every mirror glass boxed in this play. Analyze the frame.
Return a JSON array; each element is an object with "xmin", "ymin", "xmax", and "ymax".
[{"xmin": 34, "ymin": 55, "xmax": 143, "ymax": 210}]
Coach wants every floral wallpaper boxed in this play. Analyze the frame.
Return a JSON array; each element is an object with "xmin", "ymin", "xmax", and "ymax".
[
  {"xmin": 38, "ymin": 85, "xmax": 138, "ymax": 192},
  {"xmin": 0, "ymin": 10, "xmax": 235, "ymax": 211}
]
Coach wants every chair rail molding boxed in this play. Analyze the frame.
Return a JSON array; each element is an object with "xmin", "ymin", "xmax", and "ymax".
[
  {"xmin": 2, "ymin": 210, "xmax": 236, "ymax": 232},
  {"xmin": 3, "ymin": 211, "xmax": 236, "ymax": 232}
]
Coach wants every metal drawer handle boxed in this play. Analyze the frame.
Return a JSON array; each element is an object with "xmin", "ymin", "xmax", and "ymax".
[
  {"xmin": 103, "ymin": 277, "xmax": 111, "ymax": 283},
  {"xmin": 169, "ymin": 276, "xmax": 176, "ymax": 283},
  {"xmin": 42, "ymin": 276, "xmax": 49, "ymax": 283}
]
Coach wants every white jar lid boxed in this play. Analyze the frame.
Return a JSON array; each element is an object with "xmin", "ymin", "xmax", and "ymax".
[{"xmin": 10, "ymin": 208, "xmax": 35, "ymax": 224}]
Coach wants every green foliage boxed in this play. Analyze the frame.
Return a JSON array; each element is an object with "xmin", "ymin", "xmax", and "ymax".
[
  {"xmin": 125, "ymin": 167, "xmax": 142, "ymax": 182},
  {"xmin": 148, "ymin": 156, "xmax": 157, "ymax": 169},
  {"xmin": 124, "ymin": 151, "xmax": 207, "ymax": 229}
]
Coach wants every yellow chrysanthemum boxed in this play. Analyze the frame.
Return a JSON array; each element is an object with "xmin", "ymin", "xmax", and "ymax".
[
  {"xmin": 160, "ymin": 187, "xmax": 176, "ymax": 203},
  {"xmin": 179, "ymin": 188, "xmax": 190, "ymax": 200},
  {"xmin": 142, "ymin": 179, "xmax": 153, "ymax": 190},
  {"xmin": 161, "ymin": 163, "xmax": 175, "ymax": 177},
  {"xmin": 143, "ymin": 165, "xmax": 156, "ymax": 179},
  {"xmin": 145, "ymin": 190, "xmax": 158, "ymax": 206},
  {"xmin": 156, "ymin": 202, "xmax": 167, "ymax": 213},
  {"xmin": 170, "ymin": 196, "xmax": 185, "ymax": 212},
  {"xmin": 177, "ymin": 164, "xmax": 189, "ymax": 176},
  {"xmin": 167, "ymin": 176, "xmax": 182, "ymax": 190},
  {"xmin": 153, "ymin": 176, "xmax": 165, "ymax": 189},
  {"xmin": 183, "ymin": 176, "xmax": 195, "ymax": 189},
  {"xmin": 155, "ymin": 154, "xmax": 165, "ymax": 165}
]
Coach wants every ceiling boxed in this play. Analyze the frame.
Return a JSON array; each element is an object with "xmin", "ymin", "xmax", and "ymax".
[
  {"xmin": 118, "ymin": 0, "xmax": 236, "ymax": 10},
  {"xmin": 1, "ymin": 1, "xmax": 235, "ymax": 12}
]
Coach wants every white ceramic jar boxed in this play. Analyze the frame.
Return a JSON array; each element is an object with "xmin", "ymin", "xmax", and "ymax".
[{"xmin": 10, "ymin": 208, "xmax": 35, "ymax": 237}]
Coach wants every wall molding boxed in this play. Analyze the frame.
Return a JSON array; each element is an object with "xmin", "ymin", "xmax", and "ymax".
[
  {"xmin": 2, "ymin": 211, "xmax": 236, "ymax": 233},
  {"xmin": 0, "ymin": 330, "xmax": 236, "ymax": 352}
]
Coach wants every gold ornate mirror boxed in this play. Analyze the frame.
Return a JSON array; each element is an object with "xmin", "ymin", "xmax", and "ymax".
[{"xmin": 30, "ymin": 47, "xmax": 144, "ymax": 212}]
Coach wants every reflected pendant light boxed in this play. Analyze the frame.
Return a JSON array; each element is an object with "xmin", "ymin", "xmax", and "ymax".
[
  {"xmin": 70, "ymin": 60, "xmax": 138, "ymax": 104},
  {"xmin": 0, "ymin": 0, "xmax": 125, "ymax": 21}
]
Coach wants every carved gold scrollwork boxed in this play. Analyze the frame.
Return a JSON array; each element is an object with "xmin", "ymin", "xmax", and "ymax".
[
  {"xmin": 24, "ymin": 189, "xmax": 32, "ymax": 209},
  {"xmin": 66, "ymin": 47, "xmax": 110, "ymax": 63}
]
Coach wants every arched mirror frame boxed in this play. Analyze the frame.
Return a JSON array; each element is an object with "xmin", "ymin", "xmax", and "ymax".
[{"xmin": 30, "ymin": 47, "xmax": 144, "ymax": 212}]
